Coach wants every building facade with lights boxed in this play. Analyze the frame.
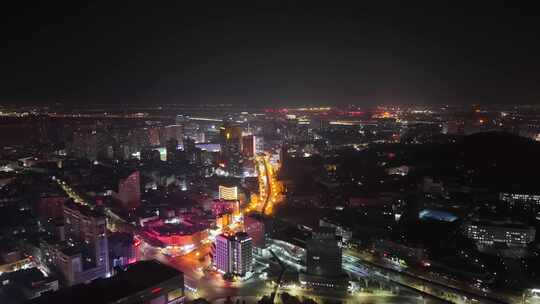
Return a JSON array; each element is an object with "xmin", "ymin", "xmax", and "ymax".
[
  {"xmin": 300, "ymin": 227, "xmax": 348, "ymax": 289},
  {"xmin": 214, "ymin": 232, "xmax": 253, "ymax": 276},
  {"xmin": 63, "ymin": 202, "xmax": 110, "ymax": 279},
  {"xmin": 463, "ymin": 220, "xmax": 535, "ymax": 248},
  {"xmin": 143, "ymin": 219, "xmax": 208, "ymax": 251},
  {"xmin": 218, "ymin": 185, "xmax": 238, "ymax": 201},
  {"xmin": 500, "ymin": 192, "xmax": 540, "ymax": 219}
]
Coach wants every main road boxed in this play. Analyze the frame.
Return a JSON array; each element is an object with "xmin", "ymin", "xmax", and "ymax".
[{"xmin": 138, "ymin": 239, "xmax": 440, "ymax": 303}]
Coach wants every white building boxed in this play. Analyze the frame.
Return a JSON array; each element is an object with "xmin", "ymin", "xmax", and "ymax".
[
  {"xmin": 214, "ymin": 232, "xmax": 253, "ymax": 276},
  {"xmin": 464, "ymin": 220, "xmax": 535, "ymax": 248},
  {"xmin": 500, "ymin": 192, "xmax": 540, "ymax": 209},
  {"xmin": 218, "ymin": 185, "xmax": 238, "ymax": 201},
  {"xmin": 214, "ymin": 234, "xmax": 233, "ymax": 274}
]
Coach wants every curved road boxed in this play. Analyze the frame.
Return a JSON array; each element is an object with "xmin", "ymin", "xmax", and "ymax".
[{"xmin": 260, "ymin": 156, "xmax": 272, "ymax": 215}]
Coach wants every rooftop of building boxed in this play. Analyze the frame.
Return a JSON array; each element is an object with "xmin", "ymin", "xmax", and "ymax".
[
  {"xmin": 0, "ymin": 267, "xmax": 56, "ymax": 288},
  {"xmin": 151, "ymin": 223, "xmax": 201, "ymax": 236},
  {"xmin": 468, "ymin": 209, "xmax": 535, "ymax": 228},
  {"xmin": 269, "ymin": 226, "xmax": 311, "ymax": 248},
  {"xmin": 312, "ymin": 226, "xmax": 338, "ymax": 239},
  {"xmin": 0, "ymin": 206, "xmax": 36, "ymax": 230},
  {"xmin": 320, "ymin": 216, "xmax": 353, "ymax": 230},
  {"xmin": 28, "ymin": 260, "xmax": 182, "ymax": 304},
  {"xmin": 108, "ymin": 232, "xmax": 134, "ymax": 245},
  {"xmin": 61, "ymin": 164, "xmax": 138, "ymax": 194},
  {"xmin": 59, "ymin": 244, "xmax": 82, "ymax": 257},
  {"xmin": 234, "ymin": 231, "xmax": 251, "ymax": 241},
  {"xmin": 142, "ymin": 189, "xmax": 198, "ymax": 209},
  {"xmin": 216, "ymin": 231, "xmax": 251, "ymax": 241},
  {"xmin": 466, "ymin": 218, "xmax": 535, "ymax": 230}
]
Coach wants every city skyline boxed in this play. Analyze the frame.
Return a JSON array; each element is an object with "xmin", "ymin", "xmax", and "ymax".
[
  {"xmin": 1, "ymin": 2, "xmax": 540, "ymax": 106},
  {"xmin": 3, "ymin": 3, "xmax": 540, "ymax": 304}
]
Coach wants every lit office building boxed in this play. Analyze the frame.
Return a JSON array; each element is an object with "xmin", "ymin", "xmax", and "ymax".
[
  {"xmin": 306, "ymin": 227, "xmax": 342, "ymax": 277},
  {"xmin": 32, "ymin": 215, "xmax": 110, "ymax": 286},
  {"xmin": 299, "ymin": 227, "xmax": 348, "ymax": 289},
  {"xmin": 242, "ymin": 135, "xmax": 256, "ymax": 157},
  {"xmin": 63, "ymin": 202, "xmax": 109, "ymax": 277},
  {"xmin": 164, "ymin": 124, "xmax": 183, "ymax": 142},
  {"xmin": 500, "ymin": 193, "xmax": 540, "ymax": 217},
  {"xmin": 463, "ymin": 220, "xmax": 535, "ymax": 248},
  {"xmin": 220, "ymin": 124, "xmax": 243, "ymax": 176},
  {"xmin": 214, "ymin": 232, "xmax": 253, "ymax": 276},
  {"xmin": 232, "ymin": 232, "xmax": 253, "ymax": 276},
  {"xmin": 218, "ymin": 185, "xmax": 238, "ymax": 201},
  {"xmin": 166, "ymin": 138, "xmax": 179, "ymax": 162},
  {"xmin": 255, "ymin": 136, "xmax": 264, "ymax": 154},
  {"xmin": 214, "ymin": 234, "xmax": 233, "ymax": 274}
]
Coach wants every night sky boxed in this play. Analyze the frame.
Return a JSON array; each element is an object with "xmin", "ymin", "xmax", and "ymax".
[{"xmin": 1, "ymin": 2, "xmax": 539, "ymax": 106}]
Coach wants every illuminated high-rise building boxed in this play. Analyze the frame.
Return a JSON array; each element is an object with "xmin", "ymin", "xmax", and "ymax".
[
  {"xmin": 255, "ymin": 135, "xmax": 264, "ymax": 155},
  {"xmin": 183, "ymin": 136, "xmax": 202, "ymax": 165},
  {"xmin": 220, "ymin": 124, "xmax": 243, "ymax": 176},
  {"xmin": 214, "ymin": 232, "xmax": 253, "ymax": 276},
  {"xmin": 214, "ymin": 234, "xmax": 233, "ymax": 274},
  {"xmin": 148, "ymin": 127, "xmax": 161, "ymax": 146},
  {"xmin": 306, "ymin": 227, "xmax": 342, "ymax": 276},
  {"xmin": 164, "ymin": 124, "xmax": 183, "ymax": 142},
  {"xmin": 232, "ymin": 232, "xmax": 253, "ymax": 276},
  {"xmin": 63, "ymin": 202, "xmax": 109, "ymax": 280},
  {"xmin": 218, "ymin": 185, "xmax": 238, "ymax": 201},
  {"xmin": 242, "ymin": 135, "xmax": 256, "ymax": 157},
  {"xmin": 300, "ymin": 227, "xmax": 348, "ymax": 289},
  {"xmin": 70, "ymin": 128, "xmax": 98, "ymax": 160},
  {"xmin": 166, "ymin": 138, "xmax": 179, "ymax": 162}
]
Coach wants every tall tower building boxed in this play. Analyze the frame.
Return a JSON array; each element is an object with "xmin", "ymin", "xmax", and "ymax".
[
  {"xmin": 166, "ymin": 138, "xmax": 179, "ymax": 162},
  {"xmin": 63, "ymin": 202, "xmax": 109, "ymax": 276},
  {"xmin": 214, "ymin": 232, "xmax": 253, "ymax": 276},
  {"xmin": 306, "ymin": 227, "xmax": 342, "ymax": 276},
  {"xmin": 255, "ymin": 135, "xmax": 264, "ymax": 155},
  {"xmin": 214, "ymin": 234, "xmax": 233, "ymax": 274},
  {"xmin": 300, "ymin": 227, "xmax": 348, "ymax": 289},
  {"xmin": 183, "ymin": 136, "xmax": 202, "ymax": 165},
  {"xmin": 232, "ymin": 232, "xmax": 253, "ymax": 276},
  {"xmin": 220, "ymin": 124, "xmax": 243, "ymax": 176},
  {"xmin": 242, "ymin": 135, "xmax": 256, "ymax": 157}
]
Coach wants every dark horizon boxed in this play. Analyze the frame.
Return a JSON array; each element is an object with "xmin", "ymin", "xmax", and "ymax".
[{"xmin": 1, "ymin": 2, "xmax": 539, "ymax": 106}]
